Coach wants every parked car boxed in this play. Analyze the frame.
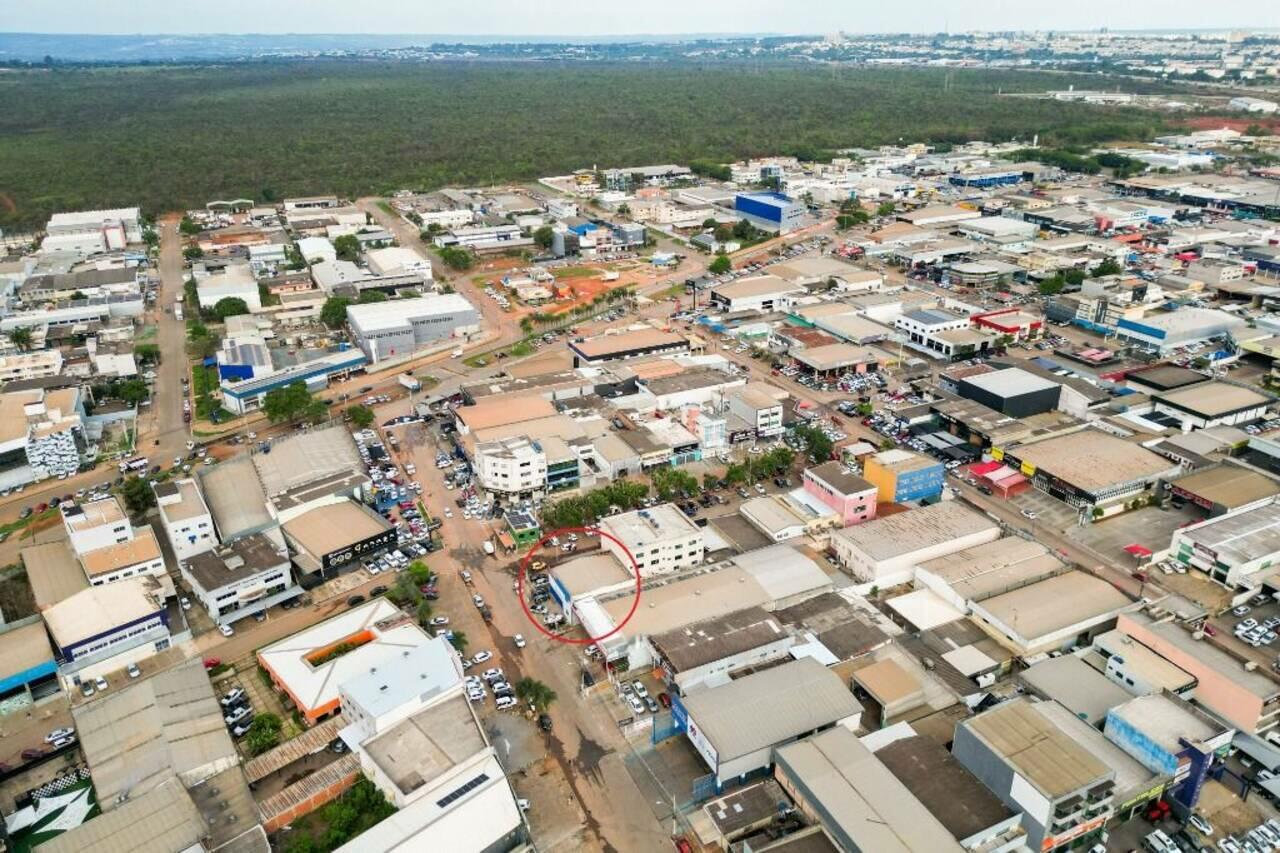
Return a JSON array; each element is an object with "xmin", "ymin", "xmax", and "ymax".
[
  {"xmin": 218, "ymin": 624, "xmax": 234, "ymax": 638},
  {"xmin": 220, "ymin": 688, "xmax": 246, "ymax": 707},
  {"xmin": 44, "ymin": 727, "xmax": 75, "ymax": 744}
]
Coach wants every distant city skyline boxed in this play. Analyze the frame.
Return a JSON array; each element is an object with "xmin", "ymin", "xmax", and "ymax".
[{"xmin": 4, "ymin": 0, "xmax": 1278, "ymax": 37}]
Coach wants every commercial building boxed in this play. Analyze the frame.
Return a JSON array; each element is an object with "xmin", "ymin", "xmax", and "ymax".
[
  {"xmin": 998, "ymin": 430, "xmax": 1179, "ymax": 512},
  {"xmin": 1151, "ymin": 382, "xmax": 1272, "ymax": 430},
  {"xmin": 649, "ymin": 607, "xmax": 795, "ymax": 696},
  {"xmin": 1104, "ymin": 692, "xmax": 1233, "ymax": 811},
  {"xmin": 1093, "ymin": 629, "xmax": 1197, "ymax": 698},
  {"xmin": 1116, "ymin": 611, "xmax": 1280, "ymax": 734},
  {"xmin": 709, "ymin": 275, "xmax": 806, "ymax": 314},
  {"xmin": 873, "ymin": 732, "xmax": 1026, "ymax": 853},
  {"xmin": 674, "ymin": 657, "xmax": 862, "ymax": 785},
  {"xmin": 773, "ymin": 726, "xmax": 966, "ymax": 853},
  {"xmin": 0, "ymin": 621, "xmax": 58, "ymax": 704},
  {"xmin": 967, "ymin": 571, "xmax": 1135, "ymax": 657},
  {"xmin": 346, "ymin": 294, "xmax": 481, "ymax": 363},
  {"xmin": 861, "ymin": 448, "xmax": 944, "ymax": 503},
  {"xmin": 1018, "ymin": 655, "xmax": 1134, "ymax": 727},
  {"xmin": 154, "ymin": 478, "xmax": 216, "ymax": 562},
  {"xmin": 599, "ymin": 503, "xmax": 704, "ymax": 577},
  {"xmin": 738, "ymin": 494, "xmax": 834, "ymax": 542},
  {"xmin": 953, "ymin": 698, "xmax": 1116, "ymax": 853},
  {"xmin": 568, "ymin": 328, "xmax": 689, "ymax": 367},
  {"xmin": 473, "ymin": 435, "xmax": 549, "ymax": 498},
  {"xmin": 44, "ymin": 207, "xmax": 143, "ymax": 254},
  {"xmin": 734, "ymin": 192, "xmax": 805, "ymax": 232},
  {"xmin": 1164, "ymin": 464, "xmax": 1280, "ymax": 517},
  {"xmin": 44, "ymin": 576, "xmax": 172, "ymax": 681},
  {"xmin": 897, "ymin": 204, "xmax": 981, "ymax": 228},
  {"xmin": 914, "ymin": 537, "xmax": 1066, "ymax": 613},
  {"xmin": 830, "ymin": 502, "xmax": 1000, "ymax": 586},
  {"xmin": 802, "ymin": 462, "xmax": 878, "ymax": 526},
  {"xmin": 181, "ymin": 533, "xmax": 298, "ymax": 625},
  {"xmin": 258, "ymin": 599, "xmax": 435, "ymax": 724},
  {"xmin": 282, "ymin": 500, "xmax": 396, "ymax": 576},
  {"xmin": 956, "ymin": 367, "xmax": 1062, "ymax": 418},
  {"xmin": 727, "ymin": 384, "xmax": 784, "ymax": 439},
  {"xmin": 1113, "ymin": 307, "xmax": 1247, "ymax": 354},
  {"xmin": 219, "ymin": 348, "xmax": 368, "ymax": 415},
  {"xmin": 1168, "ymin": 497, "xmax": 1280, "ymax": 588},
  {"xmin": 971, "ymin": 308, "xmax": 1043, "ymax": 341},
  {"xmin": 195, "ymin": 263, "xmax": 262, "ymax": 313}
]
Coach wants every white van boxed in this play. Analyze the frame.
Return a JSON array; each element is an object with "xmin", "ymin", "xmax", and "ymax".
[
  {"xmin": 482, "ymin": 541, "xmax": 495, "ymax": 556},
  {"xmin": 1143, "ymin": 829, "xmax": 1176, "ymax": 853}
]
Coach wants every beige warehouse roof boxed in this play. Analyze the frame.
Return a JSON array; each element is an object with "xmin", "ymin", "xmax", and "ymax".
[
  {"xmin": 21, "ymin": 540, "xmax": 89, "ymax": 608},
  {"xmin": 457, "ymin": 393, "xmax": 556, "ymax": 432},
  {"xmin": 282, "ymin": 500, "xmax": 392, "ymax": 559},
  {"xmin": 0, "ymin": 620, "xmax": 55, "ymax": 678},
  {"xmin": 975, "ymin": 571, "xmax": 1133, "ymax": 643},
  {"xmin": 81, "ymin": 526, "xmax": 162, "ymax": 577},
  {"xmin": 833, "ymin": 502, "xmax": 998, "ymax": 563},
  {"xmin": 963, "ymin": 698, "xmax": 1110, "ymax": 799},
  {"xmin": 251, "ymin": 424, "xmax": 362, "ymax": 496},
  {"xmin": 681, "ymin": 657, "xmax": 862, "ymax": 761},
  {"xmin": 1012, "ymin": 430, "xmax": 1176, "ymax": 493},
  {"xmin": 36, "ymin": 778, "xmax": 206, "ymax": 853},
  {"xmin": 44, "ymin": 576, "xmax": 164, "ymax": 649}
]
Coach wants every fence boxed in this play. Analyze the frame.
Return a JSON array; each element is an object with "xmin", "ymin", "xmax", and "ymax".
[{"xmin": 651, "ymin": 710, "xmax": 681, "ymax": 744}]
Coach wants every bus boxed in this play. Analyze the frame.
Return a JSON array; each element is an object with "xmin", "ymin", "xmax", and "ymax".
[
  {"xmin": 174, "ymin": 304, "xmax": 184, "ymax": 321},
  {"xmin": 119, "ymin": 456, "xmax": 149, "ymax": 474}
]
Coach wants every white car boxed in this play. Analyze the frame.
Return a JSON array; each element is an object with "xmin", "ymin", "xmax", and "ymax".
[
  {"xmin": 1188, "ymin": 814, "xmax": 1213, "ymax": 836},
  {"xmin": 218, "ymin": 624, "xmax": 234, "ymax": 637},
  {"xmin": 473, "ymin": 595, "xmax": 486, "ymax": 608},
  {"xmin": 481, "ymin": 668, "xmax": 504, "ymax": 682},
  {"xmin": 495, "ymin": 696, "xmax": 518, "ymax": 710},
  {"xmin": 45, "ymin": 727, "xmax": 75, "ymax": 744},
  {"xmin": 513, "ymin": 634, "xmax": 526, "ymax": 649},
  {"xmin": 472, "ymin": 650, "xmax": 493, "ymax": 663},
  {"xmin": 180, "ymin": 597, "xmax": 192, "ymax": 611},
  {"xmin": 631, "ymin": 681, "xmax": 649, "ymax": 700},
  {"xmin": 627, "ymin": 695, "xmax": 645, "ymax": 716}
]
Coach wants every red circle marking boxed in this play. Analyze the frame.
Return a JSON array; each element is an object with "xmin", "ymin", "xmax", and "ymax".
[{"xmin": 517, "ymin": 526, "xmax": 641, "ymax": 645}]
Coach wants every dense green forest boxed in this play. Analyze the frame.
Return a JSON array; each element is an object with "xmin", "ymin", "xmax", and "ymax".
[{"xmin": 0, "ymin": 62, "xmax": 1170, "ymax": 229}]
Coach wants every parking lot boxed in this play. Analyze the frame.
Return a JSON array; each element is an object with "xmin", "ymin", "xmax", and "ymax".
[
  {"xmin": 213, "ymin": 658, "xmax": 303, "ymax": 758},
  {"xmin": 1209, "ymin": 591, "xmax": 1280, "ymax": 672}
]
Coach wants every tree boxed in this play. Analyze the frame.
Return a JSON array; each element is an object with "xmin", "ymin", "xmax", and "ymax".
[
  {"xmin": 262, "ymin": 381, "xmax": 324, "ymax": 424},
  {"xmin": 449, "ymin": 631, "xmax": 468, "ymax": 654},
  {"xmin": 724, "ymin": 463, "xmax": 749, "ymax": 485},
  {"xmin": 333, "ymin": 233, "xmax": 360, "ymax": 261},
  {"xmin": 407, "ymin": 561, "xmax": 434, "ymax": 586},
  {"xmin": 1038, "ymin": 274, "xmax": 1066, "ymax": 295},
  {"xmin": 347, "ymin": 404, "xmax": 374, "ymax": 428},
  {"xmin": 875, "ymin": 201, "xmax": 897, "ymax": 218},
  {"xmin": 732, "ymin": 219, "xmax": 756, "ymax": 241},
  {"xmin": 121, "ymin": 476, "xmax": 155, "ymax": 516},
  {"xmin": 702, "ymin": 217, "xmax": 718, "ymax": 230},
  {"xmin": 709, "ymin": 254, "xmax": 731, "ymax": 275},
  {"xmin": 244, "ymin": 714, "xmax": 283, "ymax": 756},
  {"xmin": 1063, "ymin": 268, "xmax": 1086, "ymax": 285},
  {"xmin": 416, "ymin": 598, "xmax": 434, "ymax": 628},
  {"xmin": 134, "ymin": 343, "xmax": 160, "ymax": 364},
  {"xmin": 439, "ymin": 246, "xmax": 474, "ymax": 271},
  {"xmin": 182, "ymin": 246, "xmax": 204, "ymax": 261},
  {"xmin": 793, "ymin": 423, "xmax": 834, "ymax": 462},
  {"xmin": 519, "ymin": 316, "xmax": 534, "ymax": 334},
  {"xmin": 117, "ymin": 379, "xmax": 149, "ymax": 406},
  {"xmin": 213, "ymin": 297, "xmax": 250, "ymax": 321},
  {"xmin": 515, "ymin": 677, "xmax": 557, "ymax": 713},
  {"xmin": 357, "ymin": 289, "xmax": 387, "ymax": 303},
  {"xmin": 9, "ymin": 326, "xmax": 33, "ymax": 352},
  {"xmin": 1091, "ymin": 258, "xmax": 1123, "ymax": 277},
  {"xmin": 178, "ymin": 216, "xmax": 201, "ymax": 236},
  {"xmin": 320, "ymin": 297, "xmax": 352, "ymax": 329},
  {"xmin": 533, "ymin": 225, "xmax": 555, "ymax": 250},
  {"xmin": 703, "ymin": 472, "xmax": 720, "ymax": 490}
]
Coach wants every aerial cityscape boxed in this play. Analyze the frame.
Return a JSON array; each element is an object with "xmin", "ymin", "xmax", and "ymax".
[{"xmin": 6, "ymin": 5, "xmax": 1280, "ymax": 853}]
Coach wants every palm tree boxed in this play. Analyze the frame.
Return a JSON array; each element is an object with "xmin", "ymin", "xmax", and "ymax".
[
  {"xmin": 9, "ymin": 326, "xmax": 33, "ymax": 352},
  {"xmin": 515, "ymin": 677, "xmax": 557, "ymax": 713},
  {"xmin": 519, "ymin": 316, "xmax": 534, "ymax": 334},
  {"xmin": 449, "ymin": 631, "xmax": 468, "ymax": 655},
  {"xmin": 415, "ymin": 599, "xmax": 433, "ymax": 627}
]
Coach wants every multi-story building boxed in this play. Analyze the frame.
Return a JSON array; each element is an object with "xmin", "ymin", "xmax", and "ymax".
[
  {"xmin": 180, "ymin": 534, "xmax": 298, "ymax": 626},
  {"xmin": 802, "ymin": 462, "xmax": 878, "ymax": 526},
  {"xmin": 726, "ymin": 385, "xmax": 784, "ymax": 439},
  {"xmin": 734, "ymin": 192, "xmax": 805, "ymax": 232},
  {"xmin": 0, "ymin": 350, "xmax": 63, "ymax": 383},
  {"xmin": 1168, "ymin": 497, "xmax": 1280, "ymax": 588},
  {"xmin": 43, "ymin": 207, "xmax": 143, "ymax": 255},
  {"xmin": 599, "ymin": 503, "xmax": 704, "ymax": 577},
  {"xmin": 953, "ymin": 698, "xmax": 1115, "ymax": 853},
  {"xmin": 895, "ymin": 308, "xmax": 995, "ymax": 361},
  {"xmin": 61, "ymin": 496, "xmax": 168, "ymax": 587},
  {"xmin": 474, "ymin": 436, "xmax": 548, "ymax": 498},
  {"xmin": 43, "ymin": 576, "xmax": 173, "ymax": 683},
  {"xmin": 861, "ymin": 448, "xmax": 944, "ymax": 503},
  {"xmin": 155, "ymin": 479, "xmax": 217, "ymax": 562}
]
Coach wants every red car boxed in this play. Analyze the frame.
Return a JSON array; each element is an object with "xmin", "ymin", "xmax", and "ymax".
[
  {"xmin": 658, "ymin": 693, "xmax": 671, "ymax": 708},
  {"xmin": 1203, "ymin": 624, "xmax": 1218, "ymax": 637},
  {"xmin": 202, "ymin": 657, "xmax": 221, "ymax": 671}
]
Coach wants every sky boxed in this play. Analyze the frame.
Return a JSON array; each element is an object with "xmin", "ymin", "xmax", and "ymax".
[{"xmin": 4, "ymin": 0, "xmax": 1278, "ymax": 36}]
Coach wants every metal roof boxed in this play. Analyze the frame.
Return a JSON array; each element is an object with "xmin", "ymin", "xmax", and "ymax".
[{"xmin": 681, "ymin": 657, "xmax": 862, "ymax": 761}]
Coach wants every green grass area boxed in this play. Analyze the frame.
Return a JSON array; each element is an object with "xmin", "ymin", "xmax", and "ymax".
[
  {"xmin": 0, "ymin": 63, "xmax": 1170, "ymax": 229},
  {"xmin": 136, "ymin": 324, "xmax": 157, "ymax": 341},
  {"xmin": 551, "ymin": 265, "xmax": 600, "ymax": 280},
  {"xmin": 0, "ymin": 508, "xmax": 59, "ymax": 539},
  {"xmin": 509, "ymin": 341, "xmax": 535, "ymax": 358},
  {"xmin": 7, "ymin": 779, "xmax": 99, "ymax": 853}
]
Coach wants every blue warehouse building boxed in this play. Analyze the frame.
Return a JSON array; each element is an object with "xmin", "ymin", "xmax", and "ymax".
[
  {"xmin": 734, "ymin": 192, "xmax": 806, "ymax": 233},
  {"xmin": 0, "ymin": 622, "xmax": 59, "ymax": 702},
  {"xmin": 220, "ymin": 347, "xmax": 367, "ymax": 415}
]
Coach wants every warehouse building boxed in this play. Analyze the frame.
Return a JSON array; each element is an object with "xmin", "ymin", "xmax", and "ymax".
[
  {"xmin": 1164, "ymin": 463, "xmax": 1280, "ymax": 517},
  {"xmin": 1017, "ymin": 655, "xmax": 1134, "ymax": 727},
  {"xmin": 830, "ymin": 502, "xmax": 1000, "ymax": 586},
  {"xmin": 914, "ymin": 537, "xmax": 1066, "ymax": 613},
  {"xmin": 872, "ymin": 731, "xmax": 1026, "ymax": 853},
  {"xmin": 802, "ymin": 462, "xmax": 878, "ymax": 526},
  {"xmin": 346, "ymin": 294, "xmax": 481, "ymax": 363},
  {"xmin": 998, "ymin": 430, "xmax": 1179, "ymax": 512},
  {"xmin": 649, "ymin": 607, "xmax": 795, "ymax": 695},
  {"xmin": 44, "ymin": 576, "xmax": 172, "ymax": 683},
  {"xmin": 734, "ymin": 192, "xmax": 805, "ymax": 232},
  {"xmin": 0, "ymin": 621, "xmax": 58, "ymax": 704},
  {"xmin": 1113, "ymin": 307, "xmax": 1247, "ymax": 354},
  {"xmin": 709, "ymin": 275, "xmax": 806, "ymax": 314},
  {"xmin": 181, "ymin": 533, "xmax": 299, "ymax": 626},
  {"xmin": 774, "ymin": 726, "xmax": 966, "ymax": 853},
  {"xmin": 1092, "ymin": 629, "xmax": 1197, "ymax": 698},
  {"xmin": 1168, "ymin": 497, "xmax": 1280, "ymax": 588},
  {"xmin": 674, "ymin": 657, "xmax": 862, "ymax": 786},
  {"xmin": 568, "ymin": 327, "xmax": 689, "ymax": 367},
  {"xmin": 968, "ymin": 571, "xmax": 1135, "ymax": 657},
  {"xmin": 956, "ymin": 367, "xmax": 1062, "ymax": 418},
  {"xmin": 953, "ymin": 698, "xmax": 1116, "ymax": 853},
  {"xmin": 282, "ymin": 500, "xmax": 397, "ymax": 576},
  {"xmin": 1151, "ymin": 381, "xmax": 1272, "ymax": 430}
]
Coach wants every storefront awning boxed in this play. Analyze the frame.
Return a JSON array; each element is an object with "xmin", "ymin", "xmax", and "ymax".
[{"xmin": 1123, "ymin": 544, "xmax": 1153, "ymax": 558}]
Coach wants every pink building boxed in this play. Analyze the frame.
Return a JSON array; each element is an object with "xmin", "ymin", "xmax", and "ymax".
[{"xmin": 803, "ymin": 462, "xmax": 878, "ymax": 527}]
